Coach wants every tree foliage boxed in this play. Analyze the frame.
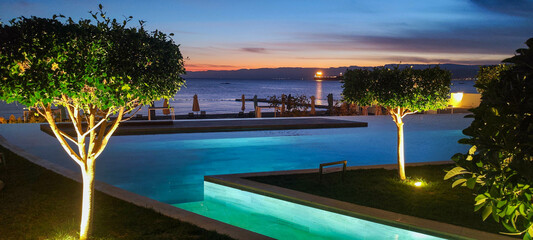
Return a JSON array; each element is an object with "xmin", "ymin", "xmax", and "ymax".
[
  {"xmin": 342, "ymin": 66, "xmax": 451, "ymax": 111},
  {"xmin": 446, "ymin": 38, "xmax": 533, "ymax": 239},
  {"xmin": 342, "ymin": 69, "xmax": 376, "ymax": 107},
  {"xmin": 268, "ymin": 94, "xmax": 310, "ymax": 116},
  {"xmin": 0, "ymin": 8, "xmax": 185, "ymax": 112},
  {"xmin": 475, "ymin": 64, "xmax": 512, "ymax": 93}
]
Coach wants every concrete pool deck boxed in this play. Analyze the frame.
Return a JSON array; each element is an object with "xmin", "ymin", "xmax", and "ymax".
[
  {"xmin": 39, "ymin": 117, "xmax": 367, "ymax": 136},
  {"xmin": 206, "ymin": 162, "xmax": 515, "ymax": 240}
]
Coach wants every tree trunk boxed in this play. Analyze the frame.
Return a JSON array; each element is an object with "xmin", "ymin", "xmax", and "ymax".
[
  {"xmin": 37, "ymin": 103, "xmax": 125, "ymax": 240},
  {"xmin": 79, "ymin": 161, "xmax": 95, "ymax": 240},
  {"xmin": 388, "ymin": 107, "xmax": 407, "ymax": 180},
  {"xmin": 395, "ymin": 118, "xmax": 406, "ymax": 180}
]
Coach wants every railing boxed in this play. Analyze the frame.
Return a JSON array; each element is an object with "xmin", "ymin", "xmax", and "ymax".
[
  {"xmin": 255, "ymin": 106, "xmax": 281, "ymax": 118},
  {"xmin": 319, "ymin": 160, "xmax": 347, "ymax": 183}
]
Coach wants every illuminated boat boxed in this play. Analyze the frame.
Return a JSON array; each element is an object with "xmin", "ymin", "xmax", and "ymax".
[{"xmin": 313, "ymin": 71, "xmax": 343, "ymax": 81}]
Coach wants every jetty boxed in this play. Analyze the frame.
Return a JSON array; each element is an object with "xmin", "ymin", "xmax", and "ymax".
[{"xmin": 234, "ymin": 98, "xmax": 329, "ymax": 109}]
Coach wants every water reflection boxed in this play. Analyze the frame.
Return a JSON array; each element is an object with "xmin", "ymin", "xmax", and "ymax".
[{"xmin": 315, "ymin": 80, "xmax": 323, "ymax": 105}]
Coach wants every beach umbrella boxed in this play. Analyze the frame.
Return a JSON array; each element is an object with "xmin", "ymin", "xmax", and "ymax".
[
  {"xmin": 192, "ymin": 94, "xmax": 200, "ymax": 113},
  {"xmin": 162, "ymin": 99, "xmax": 170, "ymax": 115},
  {"xmin": 310, "ymin": 96, "xmax": 316, "ymax": 115},
  {"xmin": 241, "ymin": 94, "xmax": 246, "ymax": 112},
  {"xmin": 281, "ymin": 94, "xmax": 286, "ymax": 116}
]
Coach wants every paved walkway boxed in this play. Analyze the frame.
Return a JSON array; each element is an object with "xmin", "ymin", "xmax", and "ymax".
[{"xmin": 40, "ymin": 117, "xmax": 367, "ymax": 136}]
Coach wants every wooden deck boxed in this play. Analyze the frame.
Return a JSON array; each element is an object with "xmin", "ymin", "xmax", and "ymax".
[{"xmin": 40, "ymin": 117, "xmax": 367, "ymax": 136}]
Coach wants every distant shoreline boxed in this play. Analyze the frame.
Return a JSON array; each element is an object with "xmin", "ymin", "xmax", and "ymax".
[
  {"xmin": 186, "ymin": 63, "xmax": 481, "ymax": 80},
  {"xmin": 184, "ymin": 77, "xmax": 477, "ymax": 81}
]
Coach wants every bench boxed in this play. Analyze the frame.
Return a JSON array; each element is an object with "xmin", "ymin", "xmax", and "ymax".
[
  {"xmin": 319, "ymin": 160, "xmax": 347, "ymax": 183},
  {"xmin": 148, "ymin": 107, "xmax": 175, "ymax": 120},
  {"xmin": 255, "ymin": 106, "xmax": 281, "ymax": 118}
]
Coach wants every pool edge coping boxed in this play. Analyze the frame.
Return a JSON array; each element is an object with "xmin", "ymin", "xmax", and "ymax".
[
  {"xmin": 206, "ymin": 162, "xmax": 515, "ymax": 240},
  {"xmin": 0, "ymin": 135, "xmax": 273, "ymax": 240},
  {"xmin": 39, "ymin": 117, "xmax": 368, "ymax": 136}
]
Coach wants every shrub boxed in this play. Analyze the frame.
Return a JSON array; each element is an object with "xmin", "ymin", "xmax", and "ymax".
[
  {"xmin": 268, "ymin": 94, "xmax": 310, "ymax": 117},
  {"xmin": 446, "ymin": 37, "xmax": 533, "ymax": 239}
]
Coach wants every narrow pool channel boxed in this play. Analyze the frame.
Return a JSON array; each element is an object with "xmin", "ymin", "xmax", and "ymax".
[{"xmin": 175, "ymin": 182, "xmax": 444, "ymax": 240}]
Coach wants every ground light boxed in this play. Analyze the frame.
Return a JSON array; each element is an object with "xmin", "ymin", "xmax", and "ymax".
[{"xmin": 400, "ymin": 178, "xmax": 428, "ymax": 188}]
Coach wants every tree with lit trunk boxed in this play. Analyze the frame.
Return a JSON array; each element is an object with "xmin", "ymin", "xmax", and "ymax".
[
  {"xmin": 0, "ymin": 6, "xmax": 185, "ymax": 239},
  {"xmin": 342, "ymin": 66, "xmax": 450, "ymax": 180}
]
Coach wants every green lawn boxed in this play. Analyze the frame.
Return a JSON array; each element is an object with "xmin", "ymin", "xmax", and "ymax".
[
  {"xmin": 0, "ymin": 146, "xmax": 233, "ymax": 240},
  {"xmin": 247, "ymin": 164, "xmax": 507, "ymax": 235}
]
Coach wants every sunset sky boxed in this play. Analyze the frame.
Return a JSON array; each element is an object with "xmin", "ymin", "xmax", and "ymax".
[{"xmin": 2, "ymin": 0, "xmax": 533, "ymax": 71}]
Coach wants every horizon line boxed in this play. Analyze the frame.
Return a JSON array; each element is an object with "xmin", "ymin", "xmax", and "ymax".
[{"xmin": 186, "ymin": 62, "xmax": 491, "ymax": 73}]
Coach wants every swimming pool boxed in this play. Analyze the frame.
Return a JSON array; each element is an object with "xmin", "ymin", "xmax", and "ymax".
[
  {"xmin": 0, "ymin": 114, "xmax": 471, "ymax": 238},
  {"xmin": 0, "ymin": 114, "xmax": 470, "ymax": 203},
  {"xmin": 176, "ymin": 181, "xmax": 445, "ymax": 240}
]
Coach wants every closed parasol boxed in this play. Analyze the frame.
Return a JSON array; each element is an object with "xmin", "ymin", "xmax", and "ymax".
[
  {"xmin": 310, "ymin": 96, "xmax": 316, "ymax": 115},
  {"xmin": 241, "ymin": 94, "xmax": 246, "ymax": 112},
  {"xmin": 163, "ymin": 99, "xmax": 170, "ymax": 115},
  {"xmin": 192, "ymin": 94, "xmax": 200, "ymax": 113}
]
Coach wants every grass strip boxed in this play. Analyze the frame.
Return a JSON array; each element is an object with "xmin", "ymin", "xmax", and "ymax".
[
  {"xmin": 0, "ymin": 146, "xmax": 233, "ymax": 240},
  {"xmin": 247, "ymin": 164, "xmax": 506, "ymax": 235}
]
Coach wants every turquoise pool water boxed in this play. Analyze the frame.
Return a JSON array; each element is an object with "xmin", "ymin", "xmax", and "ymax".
[
  {"xmin": 177, "ymin": 182, "xmax": 444, "ymax": 240},
  {"xmin": 0, "ymin": 114, "xmax": 471, "ymax": 204},
  {"xmin": 0, "ymin": 114, "xmax": 471, "ymax": 239}
]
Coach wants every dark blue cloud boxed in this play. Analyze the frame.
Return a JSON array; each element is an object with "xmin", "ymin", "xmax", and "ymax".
[
  {"xmin": 471, "ymin": 0, "xmax": 533, "ymax": 17},
  {"xmin": 299, "ymin": 19, "xmax": 532, "ymax": 55}
]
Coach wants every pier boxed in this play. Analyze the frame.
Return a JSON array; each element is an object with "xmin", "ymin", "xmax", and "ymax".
[{"xmin": 234, "ymin": 98, "xmax": 330, "ymax": 109}]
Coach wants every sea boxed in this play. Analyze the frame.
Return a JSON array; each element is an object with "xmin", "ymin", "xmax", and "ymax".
[{"xmin": 0, "ymin": 79, "xmax": 477, "ymax": 118}]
